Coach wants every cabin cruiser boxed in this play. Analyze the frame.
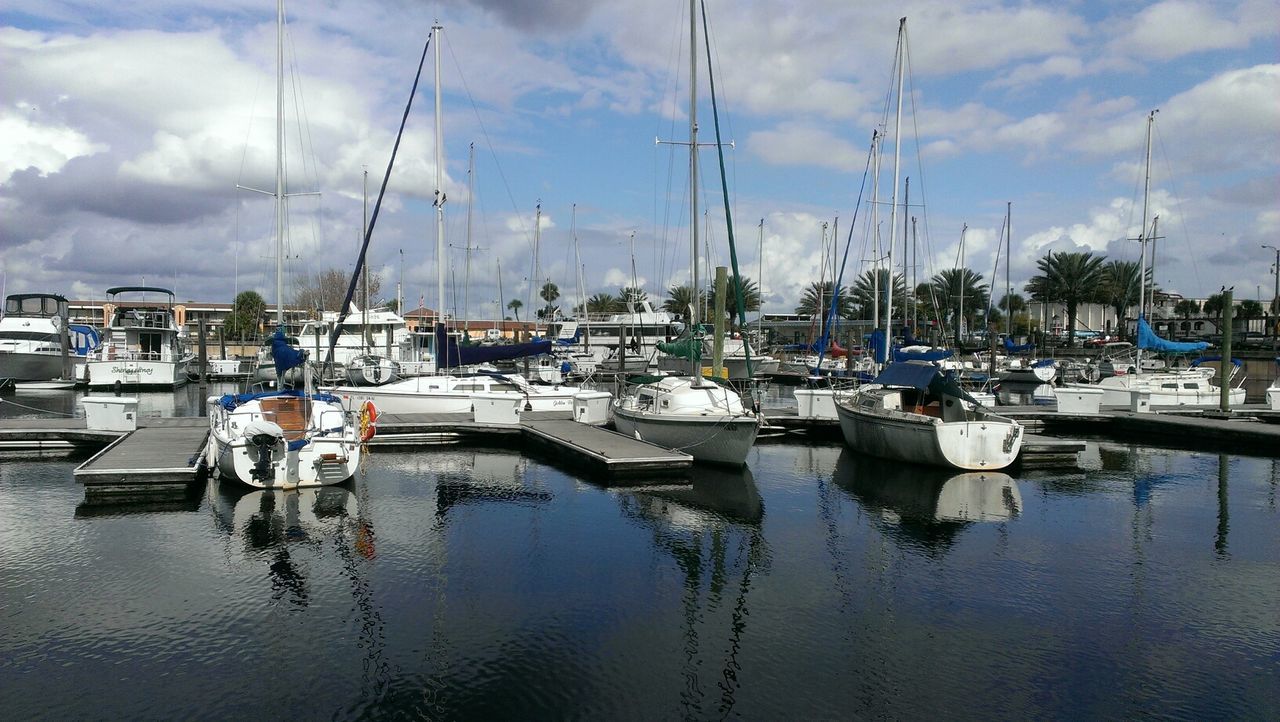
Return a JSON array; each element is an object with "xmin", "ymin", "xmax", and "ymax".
[
  {"xmin": 0, "ymin": 293, "xmax": 100, "ymax": 384},
  {"xmin": 85, "ymin": 286, "xmax": 192, "ymax": 388}
]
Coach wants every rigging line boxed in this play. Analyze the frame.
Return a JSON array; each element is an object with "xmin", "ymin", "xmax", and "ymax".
[
  {"xmin": 654, "ymin": 0, "xmax": 685, "ymax": 293},
  {"xmin": 443, "ymin": 32, "xmax": 533, "ymax": 254},
  {"xmin": 815, "ymin": 132, "xmax": 876, "ymax": 371},
  {"xmin": 323, "ymin": 31, "xmax": 433, "ymax": 370},
  {"xmin": 283, "ymin": 18, "xmax": 326, "ymax": 275},
  {"xmin": 1153, "ymin": 123, "xmax": 1204, "ymax": 297}
]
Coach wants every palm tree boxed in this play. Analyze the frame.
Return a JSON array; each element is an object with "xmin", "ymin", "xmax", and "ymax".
[
  {"xmin": 586, "ymin": 293, "xmax": 619, "ymax": 314},
  {"xmin": 1099, "ymin": 259, "xmax": 1141, "ymax": 340},
  {"xmin": 796, "ymin": 281, "xmax": 852, "ymax": 317},
  {"xmin": 538, "ymin": 281, "xmax": 560, "ymax": 319},
  {"xmin": 849, "ymin": 269, "xmax": 906, "ymax": 321},
  {"xmin": 930, "ymin": 268, "xmax": 989, "ymax": 346},
  {"xmin": 1238, "ymin": 299, "xmax": 1264, "ymax": 321},
  {"xmin": 506, "ymin": 298, "xmax": 523, "ymax": 322},
  {"xmin": 663, "ymin": 284, "xmax": 705, "ymax": 318},
  {"xmin": 1174, "ymin": 299, "xmax": 1199, "ymax": 319},
  {"xmin": 618, "ymin": 286, "xmax": 648, "ymax": 310},
  {"xmin": 708, "ymin": 276, "xmax": 762, "ymax": 329},
  {"xmin": 1029, "ymin": 251, "xmax": 1105, "ymax": 347}
]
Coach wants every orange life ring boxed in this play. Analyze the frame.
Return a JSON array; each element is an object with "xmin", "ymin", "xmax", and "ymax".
[{"xmin": 359, "ymin": 400, "xmax": 379, "ymax": 442}]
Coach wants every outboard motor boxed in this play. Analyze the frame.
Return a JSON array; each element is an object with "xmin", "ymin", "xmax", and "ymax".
[{"xmin": 243, "ymin": 418, "xmax": 285, "ymax": 484}]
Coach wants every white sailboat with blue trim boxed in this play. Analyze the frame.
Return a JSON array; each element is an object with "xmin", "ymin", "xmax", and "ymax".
[{"xmin": 205, "ymin": 0, "xmax": 364, "ymax": 489}]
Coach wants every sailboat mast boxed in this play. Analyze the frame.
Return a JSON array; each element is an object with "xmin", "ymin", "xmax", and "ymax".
[
  {"xmin": 959, "ymin": 223, "xmax": 967, "ymax": 344},
  {"xmin": 1137, "ymin": 108, "xmax": 1156, "ymax": 370},
  {"xmin": 362, "ymin": 167, "xmax": 370, "ymax": 349},
  {"xmin": 464, "ymin": 143, "xmax": 475, "ymax": 333},
  {"xmin": 432, "ymin": 22, "xmax": 445, "ymax": 331},
  {"xmin": 871, "ymin": 130, "xmax": 880, "ymax": 333},
  {"xmin": 274, "ymin": 0, "xmax": 285, "ymax": 328},
  {"xmin": 689, "ymin": 0, "xmax": 701, "ymax": 379},
  {"xmin": 532, "ymin": 202, "xmax": 541, "ymax": 335},
  {"xmin": 901, "ymin": 177, "xmax": 909, "ymax": 334},
  {"xmin": 883, "ymin": 17, "xmax": 906, "ymax": 364},
  {"xmin": 1006, "ymin": 201, "xmax": 1012, "ymax": 340}
]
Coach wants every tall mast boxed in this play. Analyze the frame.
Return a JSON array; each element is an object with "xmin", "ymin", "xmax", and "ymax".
[
  {"xmin": 689, "ymin": 0, "xmax": 701, "ymax": 379},
  {"xmin": 883, "ymin": 17, "xmax": 906, "ymax": 365},
  {"xmin": 901, "ymin": 177, "xmax": 909, "ymax": 333},
  {"xmin": 532, "ymin": 202, "xmax": 542, "ymax": 334},
  {"xmin": 362, "ymin": 167, "xmax": 370, "ymax": 349},
  {"xmin": 871, "ymin": 130, "xmax": 880, "ymax": 332},
  {"xmin": 274, "ymin": 0, "xmax": 285, "ymax": 328},
  {"xmin": 1148, "ymin": 215, "xmax": 1159, "ymax": 319},
  {"xmin": 463, "ymin": 143, "xmax": 475, "ymax": 331},
  {"xmin": 959, "ymin": 223, "xmax": 967, "ymax": 344},
  {"xmin": 1006, "ymin": 201, "xmax": 1012, "ymax": 339},
  {"xmin": 1137, "ymin": 109, "xmax": 1156, "ymax": 370},
  {"xmin": 432, "ymin": 22, "xmax": 445, "ymax": 330}
]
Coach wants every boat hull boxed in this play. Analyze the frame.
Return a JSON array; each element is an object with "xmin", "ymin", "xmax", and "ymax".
[
  {"xmin": 612, "ymin": 406, "xmax": 759, "ymax": 466},
  {"xmin": 206, "ymin": 397, "xmax": 361, "ymax": 489},
  {"xmin": 0, "ymin": 351, "xmax": 64, "ymax": 382},
  {"xmin": 333, "ymin": 383, "xmax": 579, "ymax": 417},
  {"xmin": 835, "ymin": 400, "xmax": 1022, "ymax": 471},
  {"xmin": 87, "ymin": 358, "xmax": 190, "ymax": 388},
  {"xmin": 1062, "ymin": 376, "xmax": 1246, "ymax": 406}
]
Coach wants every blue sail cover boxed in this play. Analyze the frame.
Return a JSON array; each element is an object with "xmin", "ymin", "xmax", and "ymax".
[
  {"xmin": 435, "ymin": 324, "xmax": 552, "ymax": 368},
  {"xmin": 271, "ymin": 329, "xmax": 307, "ymax": 378},
  {"xmin": 1003, "ymin": 336, "xmax": 1035, "ymax": 353},
  {"xmin": 1136, "ymin": 317, "xmax": 1207, "ymax": 353},
  {"xmin": 555, "ymin": 327, "xmax": 582, "ymax": 346},
  {"xmin": 869, "ymin": 329, "xmax": 953, "ymax": 362}
]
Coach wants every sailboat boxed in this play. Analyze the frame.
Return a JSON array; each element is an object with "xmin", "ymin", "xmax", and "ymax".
[
  {"xmin": 345, "ymin": 170, "xmax": 401, "ymax": 386},
  {"xmin": 835, "ymin": 17, "xmax": 1023, "ymax": 471},
  {"xmin": 206, "ymin": 0, "xmax": 364, "ymax": 489},
  {"xmin": 328, "ymin": 22, "xmax": 582, "ymax": 416},
  {"xmin": 1060, "ymin": 111, "xmax": 1244, "ymax": 407},
  {"xmin": 611, "ymin": 0, "xmax": 759, "ymax": 467}
]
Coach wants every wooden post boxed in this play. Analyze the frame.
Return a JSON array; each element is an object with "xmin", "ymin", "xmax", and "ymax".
[
  {"xmin": 198, "ymin": 317, "xmax": 208, "ymax": 383},
  {"xmin": 1220, "ymin": 289, "xmax": 1233, "ymax": 411},
  {"xmin": 713, "ymin": 266, "xmax": 727, "ymax": 378}
]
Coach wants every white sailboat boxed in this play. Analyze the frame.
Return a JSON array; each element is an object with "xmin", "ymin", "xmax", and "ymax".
[
  {"xmin": 611, "ymin": 0, "xmax": 759, "ymax": 466},
  {"xmin": 206, "ymin": 0, "xmax": 363, "ymax": 489},
  {"xmin": 327, "ymin": 22, "xmax": 582, "ymax": 416},
  {"xmin": 85, "ymin": 286, "xmax": 193, "ymax": 388},
  {"xmin": 835, "ymin": 17, "xmax": 1022, "ymax": 472},
  {"xmin": 1060, "ymin": 111, "xmax": 1243, "ymax": 407}
]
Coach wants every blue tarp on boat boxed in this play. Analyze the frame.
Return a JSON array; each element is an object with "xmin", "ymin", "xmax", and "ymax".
[
  {"xmin": 434, "ymin": 324, "xmax": 552, "ymax": 368},
  {"xmin": 271, "ymin": 329, "xmax": 307, "ymax": 379},
  {"xmin": 1137, "ymin": 317, "xmax": 1207, "ymax": 353},
  {"xmin": 1003, "ymin": 336, "xmax": 1035, "ymax": 353}
]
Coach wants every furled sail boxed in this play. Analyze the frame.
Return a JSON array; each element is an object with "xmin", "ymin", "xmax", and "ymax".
[
  {"xmin": 1136, "ymin": 317, "xmax": 1207, "ymax": 353},
  {"xmin": 434, "ymin": 324, "xmax": 551, "ymax": 368}
]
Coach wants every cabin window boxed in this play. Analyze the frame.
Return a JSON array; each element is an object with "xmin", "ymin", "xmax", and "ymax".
[
  {"xmin": 1183, "ymin": 383, "xmax": 1197, "ymax": 389},
  {"xmin": 1161, "ymin": 383, "xmax": 1177, "ymax": 389},
  {"xmin": 139, "ymin": 331, "xmax": 161, "ymax": 356}
]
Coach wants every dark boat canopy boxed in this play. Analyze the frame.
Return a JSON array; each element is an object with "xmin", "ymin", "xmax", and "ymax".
[
  {"xmin": 872, "ymin": 360, "xmax": 980, "ymax": 406},
  {"xmin": 5, "ymin": 293, "xmax": 68, "ymax": 317},
  {"xmin": 106, "ymin": 286, "xmax": 176, "ymax": 298}
]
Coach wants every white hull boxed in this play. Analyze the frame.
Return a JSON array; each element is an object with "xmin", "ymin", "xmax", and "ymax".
[
  {"xmin": 612, "ymin": 406, "xmax": 758, "ymax": 466},
  {"xmin": 835, "ymin": 393, "xmax": 1022, "ymax": 471},
  {"xmin": 1063, "ymin": 371, "xmax": 1245, "ymax": 407},
  {"xmin": 0, "ymin": 351, "xmax": 65, "ymax": 382},
  {"xmin": 87, "ymin": 357, "xmax": 190, "ymax": 388},
  {"xmin": 330, "ymin": 377, "xmax": 580, "ymax": 416},
  {"xmin": 207, "ymin": 395, "xmax": 361, "ymax": 489}
]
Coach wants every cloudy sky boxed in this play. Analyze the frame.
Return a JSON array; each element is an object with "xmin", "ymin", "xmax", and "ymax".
[{"xmin": 2, "ymin": 0, "xmax": 1277, "ymax": 320}]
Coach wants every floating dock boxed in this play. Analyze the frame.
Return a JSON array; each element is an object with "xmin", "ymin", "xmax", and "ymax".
[{"xmin": 73, "ymin": 419, "xmax": 209, "ymax": 501}]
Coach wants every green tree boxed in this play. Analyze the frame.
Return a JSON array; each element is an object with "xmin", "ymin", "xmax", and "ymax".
[
  {"xmin": 1238, "ymin": 299, "xmax": 1264, "ymax": 321},
  {"xmin": 663, "ymin": 284, "xmax": 706, "ymax": 318},
  {"xmin": 506, "ymin": 298, "xmax": 523, "ymax": 322},
  {"xmin": 225, "ymin": 290, "xmax": 266, "ymax": 341},
  {"xmin": 1099, "ymin": 260, "xmax": 1142, "ymax": 340},
  {"xmin": 849, "ymin": 269, "xmax": 906, "ymax": 320},
  {"xmin": 930, "ymin": 268, "xmax": 989, "ymax": 346},
  {"xmin": 1202, "ymin": 293, "xmax": 1226, "ymax": 320},
  {"xmin": 538, "ymin": 282, "xmax": 560, "ymax": 319},
  {"xmin": 586, "ymin": 293, "xmax": 619, "ymax": 314},
  {"xmin": 1029, "ymin": 251, "xmax": 1106, "ymax": 347},
  {"xmin": 1174, "ymin": 299, "xmax": 1200, "ymax": 318},
  {"xmin": 708, "ymin": 276, "xmax": 762, "ymax": 328},
  {"xmin": 618, "ymin": 286, "xmax": 648, "ymax": 309}
]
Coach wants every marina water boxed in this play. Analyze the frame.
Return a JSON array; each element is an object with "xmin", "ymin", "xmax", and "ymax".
[{"xmin": 1, "ymin": 388, "xmax": 1277, "ymax": 718}]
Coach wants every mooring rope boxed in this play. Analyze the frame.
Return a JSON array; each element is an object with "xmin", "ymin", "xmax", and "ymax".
[{"xmin": 0, "ymin": 397, "xmax": 78, "ymax": 417}]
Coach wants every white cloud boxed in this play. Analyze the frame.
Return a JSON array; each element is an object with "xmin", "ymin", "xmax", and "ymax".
[
  {"xmin": 1110, "ymin": 0, "xmax": 1274, "ymax": 61},
  {"xmin": 0, "ymin": 108, "xmax": 106, "ymax": 181}
]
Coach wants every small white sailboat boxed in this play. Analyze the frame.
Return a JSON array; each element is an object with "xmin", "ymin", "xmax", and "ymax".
[
  {"xmin": 206, "ymin": 0, "xmax": 364, "ymax": 489},
  {"xmin": 836, "ymin": 361, "xmax": 1023, "ymax": 470},
  {"xmin": 611, "ymin": 0, "xmax": 758, "ymax": 466},
  {"xmin": 835, "ymin": 18, "xmax": 1022, "ymax": 472},
  {"xmin": 85, "ymin": 286, "xmax": 193, "ymax": 388}
]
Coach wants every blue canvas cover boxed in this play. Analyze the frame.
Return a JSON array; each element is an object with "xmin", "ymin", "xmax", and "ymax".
[
  {"xmin": 893, "ymin": 347, "xmax": 953, "ymax": 362},
  {"xmin": 434, "ymin": 324, "xmax": 552, "ymax": 368},
  {"xmin": 271, "ymin": 329, "xmax": 307, "ymax": 379},
  {"xmin": 872, "ymin": 361, "xmax": 980, "ymax": 406},
  {"xmin": 1003, "ymin": 336, "xmax": 1035, "ymax": 353},
  {"xmin": 1136, "ymin": 317, "xmax": 1207, "ymax": 353}
]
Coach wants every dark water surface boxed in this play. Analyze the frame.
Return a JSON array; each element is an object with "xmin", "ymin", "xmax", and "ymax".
[{"xmin": 2, "ymin": 390, "xmax": 1279, "ymax": 719}]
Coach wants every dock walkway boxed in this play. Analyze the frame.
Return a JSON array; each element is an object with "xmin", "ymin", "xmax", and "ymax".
[{"xmin": 73, "ymin": 423, "xmax": 209, "ymax": 500}]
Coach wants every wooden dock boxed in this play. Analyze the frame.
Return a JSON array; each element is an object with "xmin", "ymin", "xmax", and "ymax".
[
  {"xmin": 521, "ymin": 419, "xmax": 692, "ymax": 478},
  {"xmin": 73, "ymin": 421, "xmax": 209, "ymax": 500}
]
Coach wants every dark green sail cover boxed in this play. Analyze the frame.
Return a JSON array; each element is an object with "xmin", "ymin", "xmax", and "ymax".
[{"xmin": 657, "ymin": 336, "xmax": 701, "ymax": 361}]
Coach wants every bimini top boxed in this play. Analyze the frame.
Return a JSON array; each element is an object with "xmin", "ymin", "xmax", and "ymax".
[
  {"xmin": 872, "ymin": 360, "xmax": 979, "ymax": 406},
  {"xmin": 106, "ymin": 286, "xmax": 176, "ymax": 298}
]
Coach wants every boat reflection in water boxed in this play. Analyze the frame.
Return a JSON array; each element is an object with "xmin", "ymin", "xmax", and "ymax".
[
  {"xmin": 833, "ymin": 450, "xmax": 1021, "ymax": 552},
  {"xmin": 433, "ymin": 450, "xmax": 552, "ymax": 516},
  {"xmin": 614, "ymin": 466, "xmax": 767, "ymax": 719}
]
